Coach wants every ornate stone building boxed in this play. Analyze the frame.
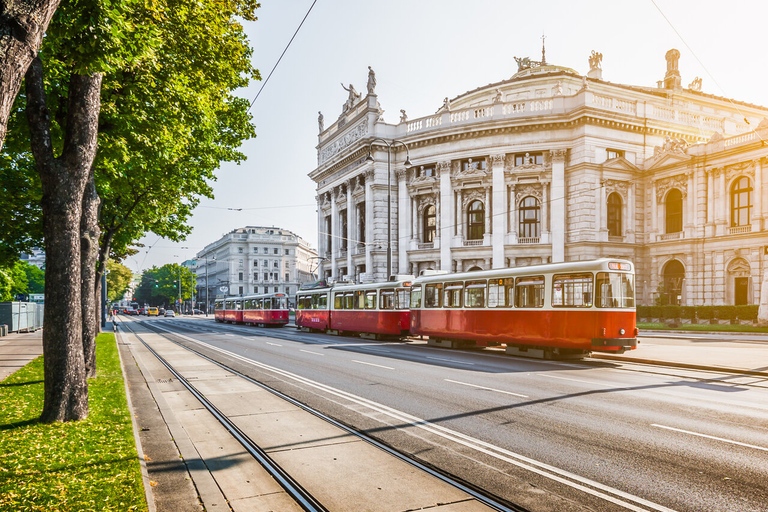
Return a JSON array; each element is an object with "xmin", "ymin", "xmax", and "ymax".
[{"xmin": 309, "ymin": 50, "xmax": 768, "ymax": 306}]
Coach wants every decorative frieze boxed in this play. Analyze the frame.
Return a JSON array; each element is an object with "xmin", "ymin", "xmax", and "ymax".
[
  {"xmin": 319, "ymin": 120, "xmax": 369, "ymax": 164},
  {"xmin": 655, "ymin": 174, "xmax": 688, "ymax": 201}
]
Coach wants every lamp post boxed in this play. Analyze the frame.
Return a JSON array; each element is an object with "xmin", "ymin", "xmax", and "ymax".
[{"xmin": 365, "ymin": 138, "xmax": 412, "ymax": 280}]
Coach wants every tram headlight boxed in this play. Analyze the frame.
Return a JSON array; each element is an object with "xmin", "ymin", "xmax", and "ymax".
[{"xmin": 619, "ymin": 328, "xmax": 625, "ymax": 335}]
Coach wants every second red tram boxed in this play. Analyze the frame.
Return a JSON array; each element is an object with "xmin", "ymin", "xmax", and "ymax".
[{"xmin": 214, "ymin": 293, "xmax": 289, "ymax": 326}]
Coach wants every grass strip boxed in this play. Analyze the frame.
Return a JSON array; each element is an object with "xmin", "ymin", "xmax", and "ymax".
[{"xmin": 0, "ymin": 333, "xmax": 146, "ymax": 511}]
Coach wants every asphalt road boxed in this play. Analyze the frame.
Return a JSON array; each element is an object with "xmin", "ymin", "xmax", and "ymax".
[{"xmin": 136, "ymin": 316, "xmax": 768, "ymax": 512}]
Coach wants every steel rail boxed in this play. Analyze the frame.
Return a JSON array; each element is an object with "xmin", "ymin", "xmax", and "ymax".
[
  {"xmin": 121, "ymin": 323, "xmax": 328, "ymax": 512},
  {"xmin": 136, "ymin": 320, "xmax": 528, "ymax": 512}
]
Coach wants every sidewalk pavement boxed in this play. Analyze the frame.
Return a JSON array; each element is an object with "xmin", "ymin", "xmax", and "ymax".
[{"xmin": 2, "ymin": 323, "xmax": 766, "ymax": 511}]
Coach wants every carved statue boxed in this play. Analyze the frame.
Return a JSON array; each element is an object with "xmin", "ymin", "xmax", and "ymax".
[
  {"xmin": 400, "ymin": 109, "xmax": 408, "ymax": 123},
  {"xmin": 688, "ymin": 76, "xmax": 702, "ymax": 91},
  {"xmin": 493, "ymin": 88, "xmax": 503, "ymax": 103},
  {"xmin": 552, "ymin": 81, "xmax": 563, "ymax": 96},
  {"xmin": 514, "ymin": 56, "xmax": 531, "ymax": 72},
  {"xmin": 318, "ymin": 111, "xmax": 324, "ymax": 132},
  {"xmin": 341, "ymin": 83, "xmax": 362, "ymax": 113},
  {"xmin": 588, "ymin": 50, "xmax": 603, "ymax": 71},
  {"xmin": 367, "ymin": 66, "xmax": 376, "ymax": 94},
  {"xmin": 438, "ymin": 97, "xmax": 451, "ymax": 113}
]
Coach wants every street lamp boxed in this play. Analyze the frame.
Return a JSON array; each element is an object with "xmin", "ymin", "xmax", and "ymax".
[{"xmin": 365, "ymin": 138, "xmax": 412, "ymax": 280}]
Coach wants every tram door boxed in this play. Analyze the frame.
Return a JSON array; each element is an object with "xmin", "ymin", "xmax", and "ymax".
[{"xmin": 735, "ymin": 277, "xmax": 749, "ymax": 305}]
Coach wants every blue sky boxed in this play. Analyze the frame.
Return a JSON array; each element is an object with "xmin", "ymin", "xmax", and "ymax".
[{"xmin": 127, "ymin": 0, "xmax": 768, "ymax": 273}]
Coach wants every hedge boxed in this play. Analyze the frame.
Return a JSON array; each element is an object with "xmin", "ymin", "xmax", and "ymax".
[{"xmin": 636, "ymin": 304, "xmax": 758, "ymax": 322}]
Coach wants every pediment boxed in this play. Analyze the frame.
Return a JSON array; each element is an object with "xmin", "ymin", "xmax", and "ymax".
[
  {"xmin": 600, "ymin": 156, "xmax": 639, "ymax": 172},
  {"xmin": 645, "ymin": 151, "xmax": 691, "ymax": 170}
]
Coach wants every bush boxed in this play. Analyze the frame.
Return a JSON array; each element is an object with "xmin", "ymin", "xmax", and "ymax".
[
  {"xmin": 735, "ymin": 305, "xmax": 758, "ymax": 321},
  {"xmin": 662, "ymin": 305, "xmax": 682, "ymax": 319},
  {"xmin": 695, "ymin": 306, "xmax": 715, "ymax": 320},
  {"xmin": 712, "ymin": 305, "xmax": 737, "ymax": 321},
  {"xmin": 679, "ymin": 306, "xmax": 696, "ymax": 320}
]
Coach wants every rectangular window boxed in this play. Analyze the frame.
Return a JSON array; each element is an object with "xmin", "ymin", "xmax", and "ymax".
[
  {"xmin": 343, "ymin": 293, "xmax": 354, "ymax": 310},
  {"xmin": 253, "ymin": 247, "xmax": 258, "ymax": 253},
  {"xmin": 488, "ymin": 278, "xmax": 514, "ymax": 307},
  {"xmin": 263, "ymin": 273, "xmax": 268, "ymax": 281},
  {"xmin": 607, "ymin": 149, "xmax": 624, "ymax": 160},
  {"xmin": 333, "ymin": 293, "xmax": 342, "ymax": 309},
  {"xmin": 253, "ymin": 260, "xmax": 258, "ymax": 267},
  {"xmin": 424, "ymin": 283, "xmax": 442, "ymax": 308},
  {"xmin": 238, "ymin": 247, "xmax": 243, "ymax": 253},
  {"xmin": 253, "ymin": 286, "xmax": 257, "ymax": 293},
  {"xmin": 354, "ymin": 290, "xmax": 364, "ymax": 309},
  {"xmin": 253, "ymin": 273, "xmax": 258, "ymax": 281},
  {"xmin": 410, "ymin": 286, "xmax": 422, "ymax": 308},
  {"xmin": 273, "ymin": 261, "xmax": 278, "ymax": 268},
  {"xmin": 238, "ymin": 286, "xmax": 243, "ymax": 295},
  {"xmin": 515, "ymin": 276, "xmax": 545, "ymax": 308},
  {"xmin": 380, "ymin": 289, "xmax": 395, "ymax": 309},
  {"xmin": 274, "ymin": 286, "xmax": 278, "ymax": 293},
  {"xmin": 285, "ymin": 249, "xmax": 290, "ymax": 255},
  {"xmin": 274, "ymin": 248, "xmax": 278, "ymax": 255},
  {"xmin": 464, "ymin": 280, "xmax": 486, "ymax": 308},
  {"xmin": 443, "ymin": 282, "xmax": 463, "ymax": 308},
  {"xmin": 595, "ymin": 272, "xmax": 635, "ymax": 308},
  {"xmin": 285, "ymin": 272, "xmax": 290, "ymax": 281},
  {"xmin": 396, "ymin": 288, "xmax": 411, "ymax": 309},
  {"xmin": 552, "ymin": 273, "xmax": 593, "ymax": 307},
  {"xmin": 263, "ymin": 259, "xmax": 268, "ymax": 266},
  {"xmin": 263, "ymin": 247, "xmax": 268, "ymax": 254},
  {"xmin": 514, "ymin": 152, "xmax": 543, "ymax": 166},
  {"xmin": 365, "ymin": 291, "xmax": 377, "ymax": 309},
  {"xmin": 238, "ymin": 272, "xmax": 243, "ymax": 281}
]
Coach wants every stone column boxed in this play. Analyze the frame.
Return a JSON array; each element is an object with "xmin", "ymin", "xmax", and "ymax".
[
  {"xmin": 484, "ymin": 185, "xmax": 492, "ymax": 244},
  {"xmin": 540, "ymin": 181, "xmax": 549, "ymax": 243},
  {"xmin": 550, "ymin": 149, "xmax": 567, "ymax": 262},
  {"xmin": 411, "ymin": 195, "xmax": 418, "ymax": 243},
  {"xmin": 753, "ymin": 159, "xmax": 763, "ymax": 231},
  {"xmin": 716, "ymin": 167, "xmax": 726, "ymax": 236},
  {"xmin": 456, "ymin": 190, "xmax": 463, "ymax": 240},
  {"xmin": 686, "ymin": 172, "xmax": 695, "ymax": 237},
  {"xmin": 316, "ymin": 195, "xmax": 324, "ymax": 277},
  {"xmin": 397, "ymin": 168, "xmax": 409, "ymax": 276},
  {"xmin": 346, "ymin": 182, "xmax": 353, "ymax": 277},
  {"xmin": 364, "ymin": 170, "xmax": 374, "ymax": 280},
  {"xmin": 598, "ymin": 179, "xmax": 607, "ymax": 241},
  {"xmin": 491, "ymin": 154, "xmax": 506, "ymax": 268},
  {"xmin": 438, "ymin": 161, "xmax": 453, "ymax": 271},
  {"xmin": 627, "ymin": 183, "xmax": 636, "ymax": 243},
  {"xmin": 330, "ymin": 187, "xmax": 338, "ymax": 278},
  {"xmin": 651, "ymin": 182, "xmax": 659, "ymax": 239},
  {"xmin": 705, "ymin": 168, "xmax": 715, "ymax": 237}
]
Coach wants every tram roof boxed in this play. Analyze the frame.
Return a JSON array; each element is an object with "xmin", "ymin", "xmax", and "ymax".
[{"xmin": 412, "ymin": 258, "xmax": 634, "ymax": 285}]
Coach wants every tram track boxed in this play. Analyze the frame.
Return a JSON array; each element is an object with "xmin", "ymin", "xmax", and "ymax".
[{"xmin": 121, "ymin": 320, "xmax": 525, "ymax": 512}]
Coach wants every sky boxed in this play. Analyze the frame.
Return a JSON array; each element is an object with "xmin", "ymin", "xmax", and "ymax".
[{"xmin": 126, "ymin": 0, "xmax": 768, "ymax": 274}]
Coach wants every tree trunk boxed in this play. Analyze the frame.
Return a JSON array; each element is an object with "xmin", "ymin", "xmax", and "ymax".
[
  {"xmin": 26, "ymin": 57, "xmax": 102, "ymax": 422},
  {"xmin": 81, "ymin": 171, "xmax": 100, "ymax": 379},
  {"xmin": 0, "ymin": 0, "xmax": 61, "ymax": 151}
]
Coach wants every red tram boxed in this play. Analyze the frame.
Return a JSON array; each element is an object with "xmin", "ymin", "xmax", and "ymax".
[
  {"xmin": 409, "ymin": 258, "xmax": 637, "ymax": 358},
  {"xmin": 296, "ymin": 277, "xmax": 412, "ymax": 339},
  {"xmin": 214, "ymin": 293, "xmax": 289, "ymax": 326}
]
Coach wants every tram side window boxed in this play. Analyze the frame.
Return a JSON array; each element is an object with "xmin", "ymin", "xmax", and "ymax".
[
  {"xmin": 443, "ymin": 282, "xmax": 463, "ymax": 308},
  {"xmin": 552, "ymin": 273, "xmax": 593, "ymax": 307},
  {"xmin": 410, "ymin": 286, "xmax": 422, "ymax": 308},
  {"xmin": 595, "ymin": 272, "xmax": 635, "ymax": 308},
  {"xmin": 365, "ymin": 291, "xmax": 377, "ymax": 309},
  {"xmin": 488, "ymin": 278, "xmax": 514, "ymax": 307},
  {"xmin": 318, "ymin": 294, "xmax": 327, "ymax": 309},
  {"xmin": 297, "ymin": 296, "xmax": 307, "ymax": 309},
  {"xmin": 515, "ymin": 276, "xmax": 545, "ymax": 308},
  {"xmin": 380, "ymin": 289, "xmax": 395, "ymax": 309},
  {"xmin": 334, "ymin": 293, "xmax": 343, "ymax": 309},
  {"xmin": 355, "ymin": 290, "xmax": 365, "ymax": 309},
  {"xmin": 344, "ymin": 293, "xmax": 354, "ymax": 310},
  {"xmin": 464, "ymin": 280, "xmax": 486, "ymax": 308},
  {"xmin": 396, "ymin": 288, "xmax": 411, "ymax": 309},
  {"xmin": 424, "ymin": 283, "xmax": 442, "ymax": 308},
  {"xmin": 215, "ymin": 301, "xmax": 223, "ymax": 310}
]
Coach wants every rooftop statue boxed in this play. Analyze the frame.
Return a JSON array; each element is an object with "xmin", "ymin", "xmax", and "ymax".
[
  {"xmin": 341, "ymin": 83, "xmax": 362, "ymax": 113},
  {"xmin": 589, "ymin": 50, "xmax": 603, "ymax": 71},
  {"xmin": 367, "ymin": 66, "xmax": 376, "ymax": 94}
]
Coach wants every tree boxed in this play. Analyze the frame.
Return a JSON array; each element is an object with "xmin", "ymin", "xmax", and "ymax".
[
  {"xmin": 0, "ymin": 0, "xmax": 61, "ymax": 152},
  {"xmin": 135, "ymin": 264, "xmax": 195, "ymax": 309},
  {"xmin": 0, "ymin": 260, "xmax": 29, "ymax": 300},
  {"xmin": 22, "ymin": 261, "xmax": 44, "ymax": 293},
  {"xmin": 2, "ymin": 0, "xmax": 258, "ymax": 422},
  {"xmin": 106, "ymin": 259, "xmax": 132, "ymax": 302}
]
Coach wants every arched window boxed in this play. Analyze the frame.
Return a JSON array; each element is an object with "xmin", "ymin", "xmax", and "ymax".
[
  {"xmin": 607, "ymin": 192, "xmax": 622, "ymax": 237},
  {"xmin": 467, "ymin": 200, "xmax": 485, "ymax": 240},
  {"xmin": 519, "ymin": 196, "xmax": 540, "ymax": 238},
  {"xmin": 731, "ymin": 176, "xmax": 752, "ymax": 227},
  {"xmin": 665, "ymin": 189, "xmax": 682, "ymax": 234},
  {"xmin": 423, "ymin": 204, "xmax": 436, "ymax": 243},
  {"xmin": 661, "ymin": 259, "xmax": 685, "ymax": 306}
]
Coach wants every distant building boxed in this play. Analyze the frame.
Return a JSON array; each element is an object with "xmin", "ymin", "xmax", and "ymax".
[
  {"xmin": 310, "ymin": 48, "xmax": 768, "ymax": 306},
  {"xmin": 195, "ymin": 226, "xmax": 318, "ymax": 308},
  {"xmin": 20, "ymin": 248, "xmax": 45, "ymax": 269}
]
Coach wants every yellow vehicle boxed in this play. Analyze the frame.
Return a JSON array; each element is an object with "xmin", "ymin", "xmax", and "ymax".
[{"xmin": 148, "ymin": 307, "xmax": 159, "ymax": 316}]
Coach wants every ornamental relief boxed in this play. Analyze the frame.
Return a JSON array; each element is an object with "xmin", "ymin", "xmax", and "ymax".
[
  {"xmin": 319, "ymin": 120, "xmax": 369, "ymax": 164},
  {"xmin": 604, "ymin": 179, "xmax": 629, "ymax": 196},
  {"xmin": 437, "ymin": 161, "xmax": 452, "ymax": 177},
  {"xmin": 461, "ymin": 188, "xmax": 487, "ymax": 209},
  {"xmin": 725, "ymin": 162, "xmax": 755, "ymax": 184},
  {"xmin": 655, "ymin": 174, "xmax": 688, "ymax": 201},
  {"xmin": 514, "ymin": 183, "xmax": 543, "ymax": 203},
  {"xmin": 417, "ymin": 194, "xmax": 437, "ymax": 213}
]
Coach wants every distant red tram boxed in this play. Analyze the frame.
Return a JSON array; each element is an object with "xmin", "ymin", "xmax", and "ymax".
[
  {"xmin": 409, "ymin": 258, "xmax": 637, "ymax": 358},
  {"xmin": 296, "ymin": 277, "xmax": 412, "ymax": 339},
  {"xmin": 214, "ymin": 293, "xmax": 289, "ymax": 326}
]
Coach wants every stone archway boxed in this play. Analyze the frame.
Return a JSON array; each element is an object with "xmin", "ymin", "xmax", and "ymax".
[
  {"xmin": 727, "ymin": 257, "xmax": 751, "ymax": 305},
  {"xmin": 661, "ymin": 259, "xmax": 685, "ymax": 305}
]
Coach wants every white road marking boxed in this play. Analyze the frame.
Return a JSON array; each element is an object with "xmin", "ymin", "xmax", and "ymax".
[
  {"xmin": 155, "ymin": 325, "xmax": 679, "ymax": 512},
  {"xmin": 266, "ymin": 342, "xmax": 282, "ymax": 347},
  {"xmin": 426, "ymin": 356, "xmax": 475, "ymax": 366},
  {"xmin": 300, "ymin": 350, "xmax": 324, "ymax": 356},
  {"xmin": 445, "ymin": 379, "xmax": 528, "ymax": 398},
  {"xmin": 542, "ymin": 374, "xmax": 615, "ymax": 388},
  {"xmin": 652, "ymin": 424, "xmax": 768, "ymax": 452},
  {"xmin": 352, "ymin": 360, "xmax": 394, "ymax": 370}
]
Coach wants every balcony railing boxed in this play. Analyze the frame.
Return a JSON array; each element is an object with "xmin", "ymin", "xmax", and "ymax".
[
  {"xmin": 728, "ymin": 225, "xmax": 752, "ymax": 235},
  {"xmin": 417, "ymin": 242, "xmax": 434, "ymax": 250},
  {"xmin": 658, "ymin": 232, "xmax": 682, "ymax": 241},
  {"xmin": 517, "ymin": 237, "xmax": 540, "ymax": 244},
  {"xmin": 463, "ymin": 239, "xmax": 484, "ymax": 246}
]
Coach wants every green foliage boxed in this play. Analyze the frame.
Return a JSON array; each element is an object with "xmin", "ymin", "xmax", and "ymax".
[
  {"xmin": 106, "ymin": 259, "xmax": 133, "ymax": 301},
  {"xmin": 695, "ymin": 305, "xmax": 715, "ymax": 320},
  {"xmin": 712, "ymin": 305, "xmax": 736, "ymax": 321},
  {"xmin": 0, "ymin": 261, "xmax": 41, "ymax": 301},
  {"xmin": 0, "ymin": 333, "xmax": 145, "ymax": 510},
  {"xmin": 662, "ymin": 305, "xmax": 682, "ymax": 319},
  {"xmin": 735, "ymin": 305, "xmax": 759, "ymax": 321},
  {"xmin": 134, "ymin": 263, "xmax": 195, "ymax": 307}
]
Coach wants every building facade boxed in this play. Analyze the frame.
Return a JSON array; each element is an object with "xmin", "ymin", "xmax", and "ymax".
[
  {"xmin": 309, "ymin": 49, "xmax": 768, "ymax": 306},
  {"xmin": 195, "ymin": 226, "xmax": 317, "ymax": 309}
]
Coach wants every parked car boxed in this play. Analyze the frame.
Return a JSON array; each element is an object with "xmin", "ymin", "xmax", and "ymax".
[
  {"xmin": 159, "ymin": 308, "xmax": 166, "ymax": 315},
  {"xmin": 164, "ymin": 310, "xmax": 175, "ymax": 317},
  {"xmin": 148, "ymin": 307, "xmax": 159, "ymax": 316}
]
